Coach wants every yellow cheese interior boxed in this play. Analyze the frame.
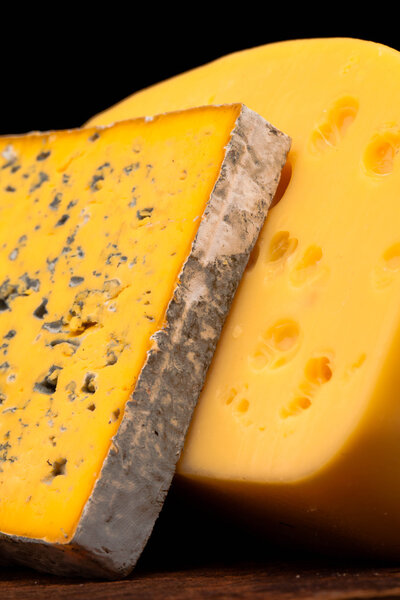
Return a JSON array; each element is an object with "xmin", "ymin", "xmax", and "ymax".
[
  {"xmin": 89, "ymin": 39, "xmax": 400, "ymax": 552},
  {"xmin": 0, "ymin": 104, "xmax": 241, "ymax": 543}
]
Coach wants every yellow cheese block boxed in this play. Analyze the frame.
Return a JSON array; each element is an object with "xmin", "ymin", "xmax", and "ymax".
[
  {"xmin": 90, "ymin": 38, "xmax": 400, "ymax": 558},
  {"xmin": 0, "ymin": 104, "xmax": 290, "ymax": 576}
]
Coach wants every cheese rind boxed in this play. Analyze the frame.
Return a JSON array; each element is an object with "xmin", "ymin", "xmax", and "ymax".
[
  {"xmin": 87, "ymin": 38, "xmax": 400, "ymax": 559},
  {"xmin": 0, "ymin": 105, "xmax": 290, "ymax": 577}
]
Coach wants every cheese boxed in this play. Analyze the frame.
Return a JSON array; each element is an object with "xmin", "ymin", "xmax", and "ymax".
[
  {"xmin": 0, "ymin": 104, "xmax": 290, "ymax": 577},
  {"xmin": 89, "ymin": 38, "xmax": 400, "ymax": 558}
]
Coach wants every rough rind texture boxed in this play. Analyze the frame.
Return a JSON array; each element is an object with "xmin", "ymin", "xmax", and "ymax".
[{"xmin": 0, "ymin": 105, "xmax": 290, "ymax": 579}]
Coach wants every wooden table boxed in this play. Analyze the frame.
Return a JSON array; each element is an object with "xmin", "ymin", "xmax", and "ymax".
[
  {"xmin": 2, "ymin": 487, "xmax": 400, "ymax": 599},
  {"xmin": 3, "ymin": 554, "xmax": 400, "ymax": 599}
]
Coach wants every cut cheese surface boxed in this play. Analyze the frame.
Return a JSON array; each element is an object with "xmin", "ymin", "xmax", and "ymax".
[
  {"xmin": 0, "ymin": 103, "xmax": 290, "ymax": 576},
  {"xmin": 0, "ymin": 104, "xmax": 242, "ymax": 542},
  {"xmin": 90, "ymin": 38, "xmax": 400, "ymax": 556}
]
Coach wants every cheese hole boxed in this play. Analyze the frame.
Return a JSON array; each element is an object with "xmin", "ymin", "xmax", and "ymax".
[
  {"xmin": 268, "ymin": 231, "xmax": 298, "ymax": 263},
  {"xmin": 291, "ymin": 245, "xmax": 323, "ymax": 285},
  {"xmin": 334, "ymin": 98, "xmax": 359, "ymax": 135},
  {"xmin": 270, "ymin": 159, "xmax": 292, "ymax": 208},
  {"xmin": 224, "ymin": 388, "xmax": 238, "ymax": 405},
  {"xmin": 43, "ymin": 458, "xmax": 67, "ymax": 483},
  {"xmin": 311, "ymin": 123, "xmax": 338, "ymax": 152},
  {"xmin": 106, "ymin": 351, "xmax": 118, "ymax": 366},
  {"xmin": 294, "ymin": 397, "xmax": 312, "ymax": 410},
  {"xmin": 344, "ymin": 353, "xmax": 367, "ymax": 380},
  {"xmin": 250, "ymin": 319, "xmax": 300, "ymax": 370},
  {"xmin": 383, "ymin": 243, "xmax": 400, "ymax": 270},
  {"xmin": 87, "ymin": 403, "xmax": 96, "ymax": 411},
  {"xmin": 366, "ymin": 141, "xmax": 395, "ymax": 175},
  {"xmin": 352, "ymin": 353, "xmax": 366, "ymax": 369},
  {"xmin": 251, "ymin": 346, "xmax": 272, "ymax": 370},
  {"xmin": 364, "ymin": 131, "xmax": 400, "ymax": 175},
  {"xmin": 305, "ymin": 356, "xmax": 332, "ymax": 385},
  {"xmin": 310, "ymin": 96, "xmax": 358, "ymax": 153},
  {"xmin": 236, "ymin": 398, "xmax": 250, "ymax": 414},
  {"xmin": 267, "ymin": 319, "xmax": 300, "ymax": 352},
  {"xmin": 0, "ymin": 300, "xmax": 9, "ymax": 312},
  {"xmin": 51, "ymin": 458, "xmax": 67, "ymax": 477},
  {"xmin": 81, "ymin": 372, "xmax": 97, "ymax": 394},
  {"xmin": 272, "ymin": 356, "xmax": 293, "ymax": 369},
  {"xmin": 298, "ymin": 380, "xmax": 315, "ymax": 399},
  {"xmin": 297, "ymin": 245, "xmax": 322, "ymax": 269},
  {"xmin": 281, "ymin": 397, "xmax": 312, "ymax": 419},
  {"xmin": 110, "ymin": 408, "xmax": 120, "ymax": 423}
]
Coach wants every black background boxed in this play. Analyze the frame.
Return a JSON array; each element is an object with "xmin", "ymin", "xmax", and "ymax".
[{"xmin": 1, "ymin": 9, "xmax": 400, "ymax": 136}]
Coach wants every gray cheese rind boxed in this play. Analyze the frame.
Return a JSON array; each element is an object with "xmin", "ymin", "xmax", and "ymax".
[{"xmin": 0, "ymin": 105, "xmax": 291, "ymax": 579}]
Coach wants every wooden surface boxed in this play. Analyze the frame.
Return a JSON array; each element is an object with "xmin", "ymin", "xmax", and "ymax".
[
  {"xmin": 2, "ymin": 485, "xmax": 400, "ymax": 599},
  {"xmin": 3, "ymin": 554, "xmax": 400, "ymax": 599}
]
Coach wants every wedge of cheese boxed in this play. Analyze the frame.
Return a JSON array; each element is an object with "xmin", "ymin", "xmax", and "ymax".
[
  {"xmin": 89, "ymin": 38, "xmax": 400, "ymax": 558},
  {"xmin": 0, "ymin": 104, "xmax": 290, "ymax": 577}
]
